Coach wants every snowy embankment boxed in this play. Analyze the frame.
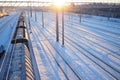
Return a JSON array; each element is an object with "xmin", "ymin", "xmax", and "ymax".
[
  {"xmin": 25, "ymin": 11, "xmax": 120, "ymax": 80},
  {"xmin": 0, "ymin": 12, "xmax": 20, "ymax": 50}
]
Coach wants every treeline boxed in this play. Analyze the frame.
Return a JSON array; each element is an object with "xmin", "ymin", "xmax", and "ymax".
[{"xmin": 68, "ymin": 3, "xmax": 120, "ymax": 18}]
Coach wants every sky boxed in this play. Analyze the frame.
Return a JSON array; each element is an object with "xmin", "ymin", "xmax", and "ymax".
[
  {"xmin": 0, "ymin": 0, "xmax": 119, "ymax": 3},
  {"xmin": 0, "ymin": 0, "xmax": 119, "ymax": 6}
]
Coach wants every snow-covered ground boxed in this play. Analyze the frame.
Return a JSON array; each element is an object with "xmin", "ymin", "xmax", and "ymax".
[
  {"xmin": 25, "ymin": 11, "xmax": 120, "ymax": 80},
  {"xmin": 0, "ymin": 12, "xmax": 20, "ymax": 49},
  {"xmin": 0, "ymin": 12, "xmax": 20, "ymax": 69}
]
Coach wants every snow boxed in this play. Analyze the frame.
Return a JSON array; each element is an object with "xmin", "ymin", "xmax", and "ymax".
[
  {"xmin": 0, "ymin": 12, "xmax": 20, "ymax": 50},
  {"xmin": 25, "ymin": 11, "xmax": 120, "ymax": 80},
  {"xmin": 0, "ymin": 12, "xmax": 20, "ymax": 72}
]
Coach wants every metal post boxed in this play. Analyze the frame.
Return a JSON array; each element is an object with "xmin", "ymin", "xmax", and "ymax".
[
  {"xmin": 62, "ymin": 8, "xmax": 64, "ymax": 45},
  {"xmin": 108, "ymin": 7, "xmax": 111, "ymax": 20},
  {"xmin": 28, "ymin": 8, "xmax": 31, "ymax": 31},
  {"xmin": 28, "ymin": 15, "xmax": 32, "ymax": 33},
  {"xmin": 27, "ymin": 3, "xmax": 29, "ymax": 27},
  {"xmin": 28, "ymin": 11, "xmax": 29, "ymax": 21},
  {"xmin": 80, "ymin": 14, "xmax": 81, "ymax": 23},
  {"xmin": 23, "ymin": 21, "xmax": 24, "ymax": 26},
  {"xmin": 30, "ymin": 3, "xmax": 32, "ymax": 17},
  {"xmin": 42, "ymin": 10, "xmax": 44, "ymax": 28},
  {"xmin": 35, "ymin": 10, "xmax": 37, "ymax": 21},
  {"xmin": 28, "ymin": 15, "xmax": 31, "ymax": 29},
  {"xmin": 56, "ymin": 9, "xmax": 59, "ymax": 42},
  {"xmin": 79, "ymin": 8, "xmax": 81, "ymax": 23},
  {"xmin": 28, "ymin": 2, "xmax": 30, "ymax": 29}
]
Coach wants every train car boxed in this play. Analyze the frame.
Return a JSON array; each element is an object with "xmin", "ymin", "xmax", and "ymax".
[
  {"xmin": 0, "ymin": 12, "xmax": 36, "ymax": 80},
  {"xmin": 11, "ymin": 16, "xmax": 28, "ymax": 44},
  {"xmin": 8, "ymin": 43, "xmax": 35, "ymax": 80},
  {"xmin": 7, "ymin": 13, "xmax": 35, "ymax": 80},
  {"xmin": 18, "ymin": 21, "xmax": 25, "ymax": 28}
]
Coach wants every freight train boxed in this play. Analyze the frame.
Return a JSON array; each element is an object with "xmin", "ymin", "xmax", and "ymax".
[{"xmin": 0, "ymin": 12, "xmax": 35, "ymax": 80}]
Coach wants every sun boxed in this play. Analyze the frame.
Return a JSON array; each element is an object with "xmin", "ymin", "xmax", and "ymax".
[{"xmin": 54, "ymin": 0, "xmax": 66, "ymax": 8}]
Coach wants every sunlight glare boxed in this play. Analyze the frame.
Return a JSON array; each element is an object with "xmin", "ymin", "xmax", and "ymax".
[{"xmin": 54, "ymin": 0, "xmax": 65, "ymax": 8}]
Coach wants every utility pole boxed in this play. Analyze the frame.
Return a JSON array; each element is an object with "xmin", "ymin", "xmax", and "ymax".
[
  {"xmin": 56, "ymin": 9, "xmax": 59, "ymax": 42},
  {"xmin": 42, "ymin": 10, "xmax": 44, "ymax": 28},
  {"xmin": 30, "ymin": 2, "xmax": 32, "ymax": 17},
  {"xmin": 62, "ymin": 8, "xmax": 64, "ymax": 46},
  {"xmin": 79, "ymin": 14, "xmax": 82, "ymax": 23},
  {"xmin": 35, "ymin": 9, "xmax": 37, "ymax": 22},
  {"xmin": 28, "ymin": 2, "xmax": 30, "ymax": 29}
]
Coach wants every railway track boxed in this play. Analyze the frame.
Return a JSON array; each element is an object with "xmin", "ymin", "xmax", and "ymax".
[
  {"xmin": 39, "ymin": 13, "xmax": 120, "ymax": 47},
  {"xmin": 32, "ymin": 10, "xmax": 119, "ymax": 63},
  {"xmin": 65, "ymin": 20, "xmax": 120, "ymax": 43},
  {"xmin": 30, "ymin": 19, "xmax": 81, "ymax": 80},
  {"xmin": 26, "ymin": 11, "xmax": 120, "ymax": 79},
  {"xmin": 41, "ymin": 26, "xmax": 119, "ymax": 80},
  {"xmin": 29, "ymin": 12, "xmax": 119, "ymax": 79},
  {"xmin": 61, "ymin": 24, "xmax": 120, "ymax": 58},
  {"xmin": 66, "ymin": 20, "xmax": 120, "ymax": 46},
  {"xmin": 67, "ymin": 14, "xmax": 120, "ymax": 30},
  {"xmin": 43, "ymin": 16, "xmax": 120, "ymax": 57},
  {"xmin": 47, "ymin": 21, "xmax": 120, "ymax": 67},
  {"xmin": 43, "ymin": 23, "xmax": 120, "ymax": 80},
  {"xmin": 31, "ymin": 26, "xmax": 70, "ymax": 80},
  {"xmin": 44, "ymin": 12, "xmax": 120, "ymax": 47},
  {"xmin": 36, "ymin": 14, "xmax": 120, "ymax": 60},
  {"xmin": 75, "ymin": 23, "xmax": 120, "ymax": 41},
  {"xmin": 64, "ymin": 23, "xmax": 120, "ymax": 56}
]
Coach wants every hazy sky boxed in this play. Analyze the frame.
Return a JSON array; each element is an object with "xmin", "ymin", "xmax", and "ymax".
[{"xmin": 0, "ymin": 0, "xmax": 120, "ymax": 3}]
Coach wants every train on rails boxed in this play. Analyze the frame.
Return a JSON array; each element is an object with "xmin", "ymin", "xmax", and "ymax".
[
  {"xmin": 0, "ymin": 12, "xmax": 35, "ymax": 80},
  {"xmin": 9, "ymin": 13, "xmax": 35, "ymax": 80}
]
